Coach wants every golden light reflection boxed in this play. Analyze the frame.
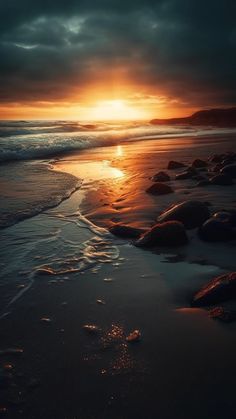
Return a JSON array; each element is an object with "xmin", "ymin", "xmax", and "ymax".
[
  {"xmin": 116, "ymin": 145, "xmax": 123, "ymax": 157},
  {"xmin": 55, "ymin": 160, "xmax": 124, "ymax": 181}
]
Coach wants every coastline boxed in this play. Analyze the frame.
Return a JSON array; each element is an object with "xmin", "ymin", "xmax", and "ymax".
[{"xmin": 0, "ymin": 133, "xmax": 236, "ymax": 418}]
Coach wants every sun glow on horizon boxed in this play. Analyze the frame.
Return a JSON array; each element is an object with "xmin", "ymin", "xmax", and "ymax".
[{"xmin": 87, "ymin": 99, "xmax": 147, "ymax": 121}]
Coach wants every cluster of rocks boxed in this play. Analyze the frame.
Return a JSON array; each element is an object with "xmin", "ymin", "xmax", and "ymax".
[
  {"xmin": 146, "ymin": 152, "xmax": 236, "ymax": 197},
  {"xmin": 109, "ymin": 153, "xmax": 236, "ymax": 320},
  {"xmin": 109, "ymin": 199, "xmax": 236, "ymax": 246}
]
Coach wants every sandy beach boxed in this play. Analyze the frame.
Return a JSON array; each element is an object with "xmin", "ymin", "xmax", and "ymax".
[{"xmin": 1, "ymin": 134, "xmax": 236, "ymax": 418}]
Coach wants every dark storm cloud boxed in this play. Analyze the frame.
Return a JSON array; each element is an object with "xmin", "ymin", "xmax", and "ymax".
[{"xmin": 0, "ymin": 0, "xmax": 235, "ymax": 106}]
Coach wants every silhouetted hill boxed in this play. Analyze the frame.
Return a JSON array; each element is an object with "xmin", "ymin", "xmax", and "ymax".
[{"xmin": 150, "ymin": 107, "xmax": 236, "ymax": 127}]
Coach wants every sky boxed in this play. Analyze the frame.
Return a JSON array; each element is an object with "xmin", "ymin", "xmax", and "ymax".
[{"xmin": 0, "ymin": 0, "xmax": 235, "ymax": 120}]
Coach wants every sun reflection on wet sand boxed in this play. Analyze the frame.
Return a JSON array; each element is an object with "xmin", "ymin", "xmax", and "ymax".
[{"xmin": 54, "ymin": 160, "xmax": 124, "ymax": 181}]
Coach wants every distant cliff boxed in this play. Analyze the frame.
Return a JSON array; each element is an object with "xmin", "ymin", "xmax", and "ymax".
[{"xmin": 150, "ymin": 107, "xmax": 236, "ymax": 127}]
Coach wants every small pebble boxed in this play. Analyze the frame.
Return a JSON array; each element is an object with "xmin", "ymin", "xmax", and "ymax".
[
  {"xmin": 126, "ymin": 330, "xmax": 141, "ymax": 343},
  {"xmin": 96, "ymin": 299, "xmax": 106, "ymax": 305},
  {"xmin": 103, "ymin": 278, "xmax": 114, "ymax": 282},
  {"xmin": 40, "ymin": 317, "xmax": 52, "ymax": 323},
  {"xmin": 83, "ymin": 324, "xmax": 99, "ymax": 334}
]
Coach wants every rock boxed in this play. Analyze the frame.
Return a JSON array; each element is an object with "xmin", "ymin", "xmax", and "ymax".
[
  {"xmin": 126, "ymin": 330, "xmax": 141, "ymax": 343},
  {"xmin": 209, "ymin": 154, "xmax": 224, "ymax": 164},
  {"xmin": 198, "ymin": 218, "xmax": 234, "ymax": 241},
  {"xmin": 210, "ymin": 174, "xmax": 234, "ymax": 185},
  {"xmin": 146, "ymin": 182, "xmax": 173, "ymax": 195},
  {"xmin": 175, "ymin": 171, "xmax": 192, "ymax": 180},
  {"xmin": 220, "ymin": 164, "xmax": 236, "ymax": 178},
  {"xmin": 151, "ymin": 171, "xmax": 170, "ymax": 182},
  {"xmin": 208, "ymin": 307, "xmax": 236, "ymax": 323},
  {"xmin": 157, "ymin": 200, "xmax": 210, "ymax": 229},
  {"xmin": 175, "ymin": 167, "xmax": 198, "ymax": 180},
  {"xmin": 192, "ymin": 272, "xmax": 236, "ymax": 306},
  {"xmin": 167, "ymin": 160, "xmax": 186, "ymax": 170},
  {"xmin": 192, "ymin": 159, "xmax": 207, "ymax": 168},
  {"xmin": 212, "ymin": 211, "xmax": 233, "ymax": 222},
  {"xmin": 109, "ymin": 224, "xmax": 144, "ymax": 238},
  {"xmin": 135, "ymin": 221, "xmax": 188, "ymax": 247},
  {"xmin": 211, "ymin": 163, "xmax": 223, "ymax": 173}
]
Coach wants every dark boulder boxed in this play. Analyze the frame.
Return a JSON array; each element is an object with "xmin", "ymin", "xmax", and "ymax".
[
  {"xmin": 109, "ymin": 224, "xmax": 145, "ymax": 239},
  {"xmin": 192, "ymin": 272, "xmax": 236, "ymax": 306},
  {"xmin": 146, "ymin": 182, "xmax": 173, "ymax": 195},
  {"xmin": 192, "ymin": 159, "xmax": 207, "ymax": 168},
  {"xmin": 198, "ymin": 218, "xmax": 234, "ymax": 242},
  {"xmin": 210, "ymin": 174, "xmax": 234, "ymax": 186},
  {"xmin": 135, "ymin": 221, "xmax": 188, "ymax": 247},
  {"xmin": 157, "ymin": 200, "xmax": 210, "ymax": 229},
  {"xmin": 151, "ymin": 171, "xmax": 170, "ymax": 182},
  {"xmin": 167, "ymin": 161, "xmax": 186, "ymax": 170},
  {"xmin": 220, "ymin": 164, "xmax": 236, "ymax": 178}
]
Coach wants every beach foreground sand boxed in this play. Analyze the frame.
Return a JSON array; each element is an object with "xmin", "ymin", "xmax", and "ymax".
[{"xmin": 1, "ymin": 135, "xmax": 236, "ymax": 418}]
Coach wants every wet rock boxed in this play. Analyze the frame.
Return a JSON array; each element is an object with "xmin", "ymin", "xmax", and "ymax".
[
  {"xmin": 135, "ymin": 221, "xmax": 188, "ymax": 247},
  {"xmin": 146, "ymin": 182, "xmax": 173, "ymax": 195},
  {"xmin": 109, "ymin": 224, "xmax": 145, "ymax": 238},
  {"xmin": 40, "ymin": 317, "xmax": 52, "ymax": 323},
  {"xmin": 192, "ymin": 159, "xmax": 207, "ymax": 168},
  {"xmin": 192, "ymin": 272, "xmax": 236, "ymax": 306},
  {"xmin": 151, "ymin": 171, "xmax": 170, "ymax": 182},
  {"xmin": 220, "ymin": 164, "xmax": 236, "ymax": 178},
  {"xmin": 175, "ymin": 171, "xmax": 193, "ymax": 180},
  {"xmin": 199, "ymin": 218, "xmax": 235, "ymax": 242},
  {"xmin": 210, "ymin": 174, "xmax": 234, "ymax": 185},
  {"xmin": 96, "ymin": 299, "xmax": 106, "ymax": 305},
  {"xmin": 167, "ymin": 160, "xmax": 186, "ymax": 170},
  {"xmin": 208, "ymin": 307, "xmax": 236, "ymax": 323},
  {"xmin": 126, "ymin": 330, "xmax": 141, "ymax": 343},
  {"xmin": 157, "ymin": 200, "xmax": 210, "ymax": 229},
  {"xmin": 212, "ymin": 211, "xmax": 234, "ymax": 223}
]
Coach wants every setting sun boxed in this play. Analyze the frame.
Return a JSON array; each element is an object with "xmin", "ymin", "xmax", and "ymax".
[{"xmin": 87, "ymin": 99, "xmax": 147, "ymax": 121}]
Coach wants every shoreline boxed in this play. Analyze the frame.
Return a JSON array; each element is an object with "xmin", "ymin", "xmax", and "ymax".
[{"xmin": 0, "ymin": 133, "xmax": 236, "ymax": 418}]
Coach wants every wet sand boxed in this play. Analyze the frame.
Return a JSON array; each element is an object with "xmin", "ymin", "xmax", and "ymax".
[{"xmin": 1, "ymin": 134, "xmax": 236, "ymax": 418}]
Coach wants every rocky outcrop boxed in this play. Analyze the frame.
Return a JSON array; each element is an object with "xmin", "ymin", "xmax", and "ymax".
[{"xmin": 150, "ymin": 108, "xmax": 236, "ymax": 127}]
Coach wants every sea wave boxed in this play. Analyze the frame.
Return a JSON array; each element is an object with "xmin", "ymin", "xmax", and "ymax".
[{"xmin": 1, "ymin": 120, "xmax": 233, "ymax": 163}]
